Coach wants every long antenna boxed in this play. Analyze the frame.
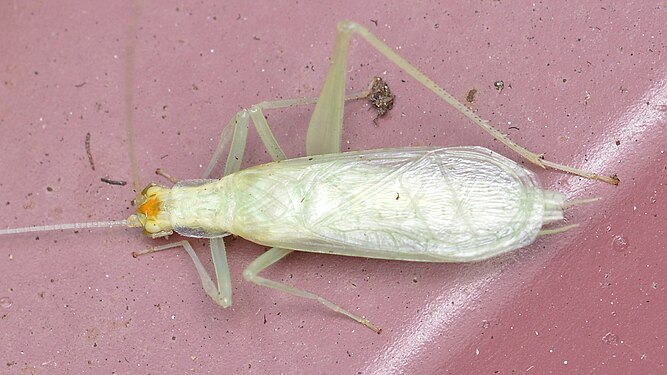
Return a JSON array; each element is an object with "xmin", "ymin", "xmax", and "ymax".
[
  {"xmin": 2, "ymin": 6, "xmax": 147, "ymax": 239},
  {"xmin": 0, "ymin": 219, "xmax": 134, "ymax": 236},
  {"xmin": 125, "ymin": 0, "xmax": 144, "ymax": 198}
]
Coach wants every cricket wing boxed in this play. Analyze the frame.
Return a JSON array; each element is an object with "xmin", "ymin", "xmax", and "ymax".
[{"xmin": 228, "ymin": 147, "xmax": 558, "ymax": 262}]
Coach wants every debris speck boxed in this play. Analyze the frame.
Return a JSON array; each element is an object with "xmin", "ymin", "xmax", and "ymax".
[
  {"xmin": 466, "ymin": 88, "xmax": 478, "ymax": 104},
  {"xmin": 367, "ymin": 76, "xmax": 395, "ymax": 125},
  {"xmin": 101, "ymin": 177, "xmax": 127, "ymax": 186},
  {"xmin": 85, "ymin": 132, "xmax": 95, "ymax": 171}
]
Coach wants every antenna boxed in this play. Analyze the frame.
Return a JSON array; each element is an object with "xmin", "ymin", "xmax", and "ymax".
[
  {"xmin": 125, "ymin": 0, "xmax": 144, "ymax": 198},
  {"xmin": 0, "ymin": 219, "xmax": 139, "ymax": 236},
  {"xmin": 1, "ymin": 6, "xmax": 148, "ymax": 240}
]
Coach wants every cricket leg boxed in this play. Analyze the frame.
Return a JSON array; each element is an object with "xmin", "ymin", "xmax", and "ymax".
[
  {"xmin": 243, "ymin": 247, "xmax": 381, "ymax": 334},
  {"xmin": 311, "ymin": 21, "xmax": 618, "ymax": 185},
  {"xmin": 201, "ymin": 90, "xmax": 373, "ymax": 179},
  {"xmin": 132, "ymin": 240, "xmax": 233, "ymax": 307}
]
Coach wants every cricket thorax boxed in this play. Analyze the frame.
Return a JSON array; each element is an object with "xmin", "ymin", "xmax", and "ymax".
[{"xmin": 128, "ymin": 180, "xmax": 233, "ymax": 239}]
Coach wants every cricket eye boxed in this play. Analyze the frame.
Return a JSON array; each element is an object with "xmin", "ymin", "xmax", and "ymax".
[{"xmin": 144, "ymin": 220, "xmax": 163, "ymax": 234}]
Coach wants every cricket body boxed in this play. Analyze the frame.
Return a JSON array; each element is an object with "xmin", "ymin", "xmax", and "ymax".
[
  {"xmin": 136, "ymin": 146, "xmax": 566, "ymax": 263},
  {"xmin": 2, "ymin": 21, "xmax": 618, "ymax": 334}
]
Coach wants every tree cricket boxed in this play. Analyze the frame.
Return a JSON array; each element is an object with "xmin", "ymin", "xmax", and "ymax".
[{"xmin": 0, "ymin": 21, "xmax": 618, "ymax": 334}]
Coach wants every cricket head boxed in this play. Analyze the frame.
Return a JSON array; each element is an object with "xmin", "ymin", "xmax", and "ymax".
[{"xmin": 127, "ymin": 183, "xmax": 174, "ymax": 238}]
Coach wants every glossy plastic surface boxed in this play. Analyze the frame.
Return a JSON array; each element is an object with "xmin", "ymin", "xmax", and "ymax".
[{"xmin": 1, "ymin": 1, "xmax": 664, "ymax": 373}]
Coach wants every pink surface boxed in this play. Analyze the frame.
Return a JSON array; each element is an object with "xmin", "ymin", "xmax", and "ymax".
[{"xmin": 1, "ymin": 1, "xmax": 665, "ymax": 374}]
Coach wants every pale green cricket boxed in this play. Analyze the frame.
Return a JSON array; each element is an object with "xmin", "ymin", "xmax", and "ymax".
[{"xmin": 0, "ymin": 21, "xmax": 618, "ymax": 333}]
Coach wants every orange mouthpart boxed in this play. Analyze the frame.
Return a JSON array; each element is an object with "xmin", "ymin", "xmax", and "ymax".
[{"xmin": 138, "ymin": 195, "xmax": 161, "ymax": 220}]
